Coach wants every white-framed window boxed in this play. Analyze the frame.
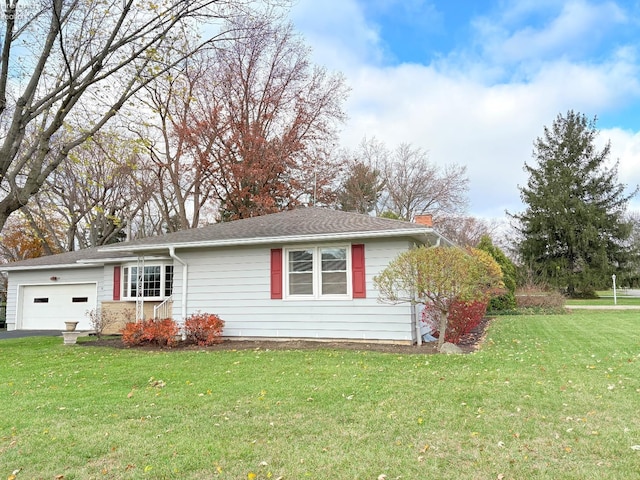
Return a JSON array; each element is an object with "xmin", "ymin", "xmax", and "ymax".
[
  {"xmin": 122, "ymin": 264, "xmax": 173, "ymax": 300},
  {"xmin": 285, "ymin": 246, "xmax": 350, "ymax": 299}
]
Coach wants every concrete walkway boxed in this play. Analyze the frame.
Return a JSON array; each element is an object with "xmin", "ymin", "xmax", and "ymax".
[{"xmin": 566, "ymin": 305, "xmax": 640, "ymax": 310}]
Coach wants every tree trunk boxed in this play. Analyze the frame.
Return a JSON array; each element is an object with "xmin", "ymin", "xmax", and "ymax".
[{"xmin": 437, "ymin": 309, "xmax": 448, "ymax": 351}]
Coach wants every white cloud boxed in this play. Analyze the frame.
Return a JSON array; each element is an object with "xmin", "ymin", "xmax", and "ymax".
[
  {"xmin": 602, "ymin": 128, "xmax": 640, "ymax": 211},
  {"xmin": 289, "ymin": 0, "xmax": 384, "ymax": 71},
  {"xmin": 475, "ymin": 0, "xmax": 627, "ymax": 64},
  {"xmin": 290, "ymin": 0, "xmax": 640, "ymax": 219}
]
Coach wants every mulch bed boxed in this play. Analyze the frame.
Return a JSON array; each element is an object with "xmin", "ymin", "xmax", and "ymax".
[{"xmin": 87, "ymin": 317, "xmax": 492, "ymax": 354}]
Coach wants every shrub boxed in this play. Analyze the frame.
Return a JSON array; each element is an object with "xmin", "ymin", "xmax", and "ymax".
[
  {"xmin": 121, "ymin": 318, "xmax": 178, "ymax": 347},
  {"xmin": 85, "ymin": 308, "xmax": 118, "ymax": 339},
  {"xmin": 515, "ymin": 286, "xmax": 566, "ymax": 313},
  {"xmin": 422, "ymin": 299, "xmax": 488, "ymax": 344},
  {"xmin": 184, "ymin": 312, "xmax": 225, "ymax": 346},
  {"xmin": 487, "ymin": 291, "xmax": 517, "ymax": 313}
]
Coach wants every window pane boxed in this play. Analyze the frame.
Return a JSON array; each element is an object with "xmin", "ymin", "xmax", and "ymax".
[
  {"xmin": 165, "ymin": 265, "xmax": 174, "ymax": 297},
  {"xmin": 289, "ymin": 250, "xmax": 313, "ymax": 272},
  {"xmin": 123, "ymin": 267, "xmax": 130, "ymax": 297},
  {"xmin": 321, "ymin": 247, "xmax": 347, "ymax": 295},
  {"xmin": 290, "ymin": 272, "xmax": 314, "ymax": 295},
  {"xmin": 322, "ymin": 272, "xmax": 347, "ymax": 295},
  {"xmin": 321, "ymin": 248, "xmax": 347, "ymax": 271},
  {"xmin": 289, "ymin": 250, "xmax": 313, "ymax": 295},
  {"xmin": 130, "ymin": 267, "xmax": 139, "ymax": 297},
  {"xmin": 143, "ymin": 266, "xmax": 161, "ymax": 297}
]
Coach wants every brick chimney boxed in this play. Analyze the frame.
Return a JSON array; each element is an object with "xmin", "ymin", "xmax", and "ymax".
[{"xmin": 414, "ymin": 214, "xmax": 433, "ymax": 227}]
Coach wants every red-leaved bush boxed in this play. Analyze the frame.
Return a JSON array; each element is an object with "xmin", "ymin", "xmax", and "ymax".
[
  {"xmin": 422, "ymin": 299, "xmax": 488, "ymax": 344},
  {"xmin": 184, "ymin": 312, "xmax": 225, "ymax": 346},
  {"xmin": 121, "ymin": 318, "xmax": 178, "ymax": 347}
]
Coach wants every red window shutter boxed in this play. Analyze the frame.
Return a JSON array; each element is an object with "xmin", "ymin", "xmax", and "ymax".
[
  {"xmin": 113, "ymin": 266, "xmax": 121, "ymax": 301},
  {"xmin": 270, "ymin": 249, "xmax": 283, "ymax": 299},
  {"xmin": 352, "ymin": 244, "xmax": 366, "ymax": 298}
]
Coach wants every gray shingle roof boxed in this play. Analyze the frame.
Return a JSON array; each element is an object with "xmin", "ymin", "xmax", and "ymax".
[
  {"xmin": 2, "ymin": 208, "xmax": 442, "ymax": 270},
  {"xmin": 108, "ymin": 207, "xmax": 432, "ymax": 248},
  {"xmin": 0, "ymin": 246, "xmax": 137, "ymax": 270}
]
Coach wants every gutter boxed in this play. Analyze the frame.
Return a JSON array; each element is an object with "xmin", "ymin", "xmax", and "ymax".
[{"xmin": 168, "ymin": 246, "xmax": 188, "ymax": 325}]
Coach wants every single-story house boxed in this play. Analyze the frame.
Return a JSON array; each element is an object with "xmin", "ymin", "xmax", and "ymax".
[{"xmin": 1, "ymin": 208, "xmax": 451, "ymax": 344}]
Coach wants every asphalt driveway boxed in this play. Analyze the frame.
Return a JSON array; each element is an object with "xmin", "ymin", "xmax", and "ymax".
[{"xmin": 0, "ymin": 329, "xmax": 61, "ymax": 340}]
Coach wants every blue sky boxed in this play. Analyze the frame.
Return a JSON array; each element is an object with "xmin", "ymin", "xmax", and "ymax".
[{"xmin": 289, "ymin": 0, "xmax": 640, "ymax": 219}]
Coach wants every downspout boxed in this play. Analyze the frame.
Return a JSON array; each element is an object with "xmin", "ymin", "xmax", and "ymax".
[
  {"xmin": 169, "ymin": 246, "xmax": 188, "ymax": 332},
  {"xmin": 412, "ymin": 300, "xmax": 422, "ymax": 346}
]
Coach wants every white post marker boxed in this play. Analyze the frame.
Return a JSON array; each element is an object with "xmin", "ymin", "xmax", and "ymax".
[{"xmin": 612, "ymin": 274, "xmax": 617, "ymax": 305}]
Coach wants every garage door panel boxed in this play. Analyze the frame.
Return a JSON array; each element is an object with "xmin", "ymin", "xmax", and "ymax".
[{"xmin": 22, "ymin": 284, "xmax": 97, "ymax": 330}]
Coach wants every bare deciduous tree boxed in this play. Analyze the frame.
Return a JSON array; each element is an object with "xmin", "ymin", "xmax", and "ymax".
[
  {"xmin": 433, "ymin": 216, "xmax": 500, "ymax": 247},
  {"xmin": 341, "ymin": 138, "xmax": 469, "ymax": 221},
  {"xmin": 381, "ymin": 143, "xmax": 468, "ymax": 221},
  {"xmin": 40, "ymin": 132, "xmax": 149, "ymax": 249},
  {"xmin": 0, "ymin": 0, "xmax": 272, "ymax": 232}
]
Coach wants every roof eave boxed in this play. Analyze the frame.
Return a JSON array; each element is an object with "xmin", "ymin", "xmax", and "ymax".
[
  {"xmin": 99, "ymin": 228, "xmax": 441, "ymax": 253},
  {"xmin": 78, "ymin": 255, "xmax": 171, "ymax": 265},
  {"xmin": 0, "ymin": 262, "xmax": 101, "ymax": 272}
]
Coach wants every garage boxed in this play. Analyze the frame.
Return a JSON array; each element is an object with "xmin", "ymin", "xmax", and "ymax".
[{"xmin": 21, "ymin": 283, "xmax": 97, "ymax": 330}]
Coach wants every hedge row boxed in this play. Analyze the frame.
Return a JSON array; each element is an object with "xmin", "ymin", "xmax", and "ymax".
[{"xmin": 121, "ymin": 313, "xmax": 224, "ymax": 347}]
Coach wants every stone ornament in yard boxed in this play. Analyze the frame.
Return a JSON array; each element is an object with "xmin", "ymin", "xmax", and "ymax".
[
  {"xmin": 62, "ymin": 321, "xmax": 82, "ymax": 345},
  {"xmin": 64, "ymin": 321, "xmax": 79, "ymax": 331}
]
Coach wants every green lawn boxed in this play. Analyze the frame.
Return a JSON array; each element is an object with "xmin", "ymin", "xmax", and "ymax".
[
  {"xmin": 565, "ymin": 296, "xmax": 640, "ymax": 306},
  {"xmin": 1, "ymin": 311, "xmax": 639, "ymax": 479}
]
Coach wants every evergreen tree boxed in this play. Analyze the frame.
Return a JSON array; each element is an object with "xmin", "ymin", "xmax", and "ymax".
[
  {"xmin": 477, "ymin": 235, "xmax": 517, "ymax": 311},
  {"xmin": 337, "ymin": 162, "xmax": 385, "ymax": 214},
  {"xmin": 512, "ymin": 111, "xmax": 637, "ymax": 297}
]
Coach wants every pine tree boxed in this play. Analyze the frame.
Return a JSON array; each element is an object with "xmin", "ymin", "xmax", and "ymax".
[
  {"xmin": 513, "ymin": 111, "xmax": 637, "ymax": 297},
  {"xmin": 477, "ymin": 235, "xmax": 517, "ymax": 311},
  {"xmin": 337, "ymin": 162, "xmax": 385, "ymax": 214}
]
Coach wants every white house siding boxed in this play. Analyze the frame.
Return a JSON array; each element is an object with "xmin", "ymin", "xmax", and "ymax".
[
  {"xmin": 5, "ymin": 266, "xmax": 103, "ymax": 331},
  {"xmin": 102, "ymin": 265, "xmax": 115, "ymax": 304},
  {"xmin": 175, "ymin": 239, "xmax": 416, "ymax": 343}
]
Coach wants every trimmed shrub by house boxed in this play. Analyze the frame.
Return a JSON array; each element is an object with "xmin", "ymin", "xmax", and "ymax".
[
  {"xmin": 184, "ymin": 312, "xmax": 225, "ymax": 346},
  {"xmin": 122, "ymin": 318, "xmax": 178, "ymax": 347}
]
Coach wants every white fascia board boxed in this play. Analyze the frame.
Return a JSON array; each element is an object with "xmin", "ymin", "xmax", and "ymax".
[
  {"xmin": 0, "ymin": 263, "xmax": 99, "ymax": 272},
  {"xmin": 98, "ymin": 228, "xmax": 440, "ymax": 253},
  {"xmin": 78, "ymin": 255, "xmax": 171, "ymax": 265}
]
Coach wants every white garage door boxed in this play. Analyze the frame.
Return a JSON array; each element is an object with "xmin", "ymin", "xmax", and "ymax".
[{"xmin": 21, "ymin": 284, "xmax": 97, "ymax": 330}]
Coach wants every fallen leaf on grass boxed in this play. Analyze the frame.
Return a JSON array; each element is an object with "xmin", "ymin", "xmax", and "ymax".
[{"xmin": 148, "ymin": 377, "xmax": 166, "ymax": 388}]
